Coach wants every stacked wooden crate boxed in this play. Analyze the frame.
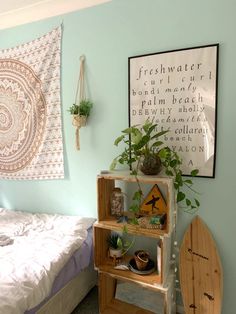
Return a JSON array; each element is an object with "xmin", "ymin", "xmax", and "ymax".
[{"xmin": 94, "ymin": 171, "xmax": 177, "ymax": 314}]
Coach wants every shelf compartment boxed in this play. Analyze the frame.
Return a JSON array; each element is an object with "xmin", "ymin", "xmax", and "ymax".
[
  {"xmin": 94, "ymin": 224, "xmax": 172, "ymax": 285},
  {"xmin": 97, "ymin": 171, "xmax": 176, "ymax": 236},
  {"xmin": 98, "ymin": 272, "xmax": 175, "ymax": 314}
]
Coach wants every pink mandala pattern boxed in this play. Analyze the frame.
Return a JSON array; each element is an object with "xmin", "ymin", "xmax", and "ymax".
[{"xmin": 0, "ymin": 59, "xmax": 46, "ymax": 173}]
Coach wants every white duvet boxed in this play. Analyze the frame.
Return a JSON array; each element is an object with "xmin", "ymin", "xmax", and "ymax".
[{"xmin": 0, "ymin": 208, "xmax": 95, "ymax": 314}]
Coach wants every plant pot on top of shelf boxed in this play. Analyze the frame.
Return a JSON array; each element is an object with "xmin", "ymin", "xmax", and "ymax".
[
  {"xmin": 110, "ymin": 119, "xmax": 200, "ymax": 214},
  {"xmin": 140, "ymin": 154, "xmax": 162, "ymax": 175}
]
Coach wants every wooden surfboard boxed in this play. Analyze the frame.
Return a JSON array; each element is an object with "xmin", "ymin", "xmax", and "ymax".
[{"xmin": 179, "ymin": 216, "xmax": 223, "ymax": 314}]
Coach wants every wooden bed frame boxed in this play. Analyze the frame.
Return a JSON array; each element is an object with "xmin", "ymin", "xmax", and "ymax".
[{"xmin": 36, "ymin": 263, "xmax": 97, "ymax": 314}]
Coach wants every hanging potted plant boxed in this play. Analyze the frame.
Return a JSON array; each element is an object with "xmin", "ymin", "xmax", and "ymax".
[
  {"xmin": 68, "ymin": 99, "xmax": 93, "ymax": 127},
  {"xmin": 110, "ymin": 119, "xmax": 200, "ymax": 215},
  {"xmin": 68, "ymin": 55, "xmax": 93, "ymax": 150}
]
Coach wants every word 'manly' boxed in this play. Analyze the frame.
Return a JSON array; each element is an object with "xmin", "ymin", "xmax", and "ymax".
[{"xmin": 131, "ymin": 83, "xmax": 197, "ymax": 96}]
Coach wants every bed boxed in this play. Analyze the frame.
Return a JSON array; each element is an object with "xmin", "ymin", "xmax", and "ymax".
[{"xmin": 0, "ymin": 208, "xmax": 97, "ymax": 314}]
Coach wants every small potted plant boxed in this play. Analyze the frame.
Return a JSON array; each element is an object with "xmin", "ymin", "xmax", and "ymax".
[
  {"xmin": 107, "ymin": 232, "xmax": 135, "ymax": 259},
  {"xmin": 107, "ymin": 233, "xmax": 124, "ymax": 258},
  {"xmin": 68, "ymin": 99, "xmax": 93, "ymax": 127},
  {"xmin": 110, "ymin": 119, "xmax": 200, "ymax": 215},
  {"xmin": 68, "ymin": 99, "xmax": 93, "ymax": 150}
]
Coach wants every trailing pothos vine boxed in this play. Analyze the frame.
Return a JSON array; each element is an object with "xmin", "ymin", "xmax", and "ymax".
[{"xmin": 110, "ymin": 120, "xmax": 200, "ymax": 220}]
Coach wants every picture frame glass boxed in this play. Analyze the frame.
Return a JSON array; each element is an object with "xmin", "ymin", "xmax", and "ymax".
[{"xmin": 129, "ymin": 45, "xmax": 218, "ymax": 177}]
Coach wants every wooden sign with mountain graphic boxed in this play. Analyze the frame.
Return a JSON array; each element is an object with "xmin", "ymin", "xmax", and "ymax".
[{"xmin": 140, "ymin": 184, "xmax": 167, "ymax": 215}]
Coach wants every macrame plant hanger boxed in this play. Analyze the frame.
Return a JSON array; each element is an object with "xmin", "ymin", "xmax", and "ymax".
[{"xmin": 72, "ymin": 55, "xmax": 86, "ymax": 150}]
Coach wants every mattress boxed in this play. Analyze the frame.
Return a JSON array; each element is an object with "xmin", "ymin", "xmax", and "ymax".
[
  {"xmin": 0, "ymin": 208, "xmax": 96, "ymax": 314},
  {"xmin": 26, "ymin": 227, "xmax": 94, "ymax": 314}
]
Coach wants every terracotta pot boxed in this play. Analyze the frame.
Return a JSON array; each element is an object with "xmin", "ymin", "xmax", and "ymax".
[{"xmin": 134, "ymin": 250, "xmax": 149, "ymax": 270}]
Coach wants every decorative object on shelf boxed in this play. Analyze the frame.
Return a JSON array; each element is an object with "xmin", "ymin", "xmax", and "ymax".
[
  {"xmin": 129, "ymin": 258, "xmax": 155, "ymax": 275},
  {"xmin": 138, "ymin": 213, "xmax": 167, "ymax": 230},
  {"xmin": 110, "ymin": 187, "xmax": 125, "ymax": 217},
  {"xmin": 68, "ymin": 55, "xmax": 93, "ymax": 150},
  {"xmin": 179, "ymin": 216, "xmax": 223, "ymax": 314},
  {"xmin": 107, "ymin": 232, "xmax": 135, "ymax": 265},
  {"xmin": 134, "ymin": 250, "xmax": 150, "ymax": 271},
  {"xmin": 129, "ymin": 44, "xmax": 219, "ymax": 177},
  {"xmin": 107, "ymin": 233, "xmax": 123, "ymax": 260},
  {"xmin": 140, "ymin": 154, "xmax": 162, "ymax": 175},
  {"xmin": 110, "ymin": 119, "xmax": 200, "ymax": 215},
  {"xmin": 140, "ymin": 184, "xmax": 167, "ymax": 215}
]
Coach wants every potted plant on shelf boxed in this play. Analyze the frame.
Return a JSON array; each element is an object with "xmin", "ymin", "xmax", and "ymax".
[
  {"xmin": 107, "ymin": 233, "xmax": 124, "ymax": 258},
  {"xmin": 110, "ymin": 119, "xmax": 200, "ymax": 217},
  {"xmin": 107, "ymin": 232, "xmax": 135, "ymax": 259}
]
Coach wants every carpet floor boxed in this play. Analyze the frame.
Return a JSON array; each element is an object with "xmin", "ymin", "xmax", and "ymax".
[{"xmin": 71, "ymin": 286, "xmax": 99, "ymax": 314}]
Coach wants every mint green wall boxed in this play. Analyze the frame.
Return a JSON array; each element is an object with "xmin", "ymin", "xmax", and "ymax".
[{"xmin": 0, "ymin": 0, "xmax": 235, "ymax": 312}]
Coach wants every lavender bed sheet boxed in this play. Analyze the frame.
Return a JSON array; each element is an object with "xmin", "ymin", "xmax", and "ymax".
[{"xmin": 25, "ymin": 227, "xmax": 94, "ymax": 314}]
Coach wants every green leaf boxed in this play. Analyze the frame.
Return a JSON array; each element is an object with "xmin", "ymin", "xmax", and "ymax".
[
  {"xmin": 158, "ymin": 148, "xmax": 168, "ymax": 159},
  {"xmin": 175, "ymin": 173, "xmax": 183, "ymax": 186},
  {"xmin": 186, "ymin": 198, "xmax": 191, "ymax": 206},
  {"xmin": 110, "ymin": 158, "xmax": 117, "ymax": 170},
  {"xmin": 184, "ymin": 179, "xmax": 193, "ymax": 185},
  {"xmin": 151, "ymin": 141, "xmax": 163, "ymax": 147},
  {"xmin": 117, "ymin": 237, "xmax": 123, "ymax": 249},
  {"xmin": 170, "ymin": 159, "xmax": 178, "ymax": 167},
  {"xmin": 122, "ymin": 127, "xmax": 133, "ymax": 134},
  {"xmin": 132, "ymin": 190, "xmax": 142, "ymax": 201},
  {"xmin": 129, "ymin": 204, "xmax": 139, "ymax": 213},
  {"xmin": 166, "ymin": 170, "xmax": 174, "ymax": 176},
  {"xmin": 174, "ymin": 182, "xmax": 179, "ymax": 190},
  {"xmin": 151, "ymin": 130, "xmax": 169, "ymax": 140},
  {"xmin": 191, "ymin": 169, "xmax": 199, "ymax": 177},
  {"xmin": 143, "ymin": 120, "xmax": 154, "ymax": 133},
  {"xmin": 130, "ymin": 217, "xmax": 139, "ymax": 225},
  {"xmin": 177, "ymin": 191, "xmax": 185, "ymax": 202},
  {"xmin": 118, "ymin": 158, "xmax": 124, "ymax": 164},
  {"xmin": 135, "ymin": 135, "xmax": 150, "ymax": 149},
  {"xmin": 114, "ymin": 135, "xmax": 125, "ymax": 146},
  {"xmin": 195, "ymin": 199, "xmax": 200, "ymax": 207},
  {"xmin": 146, "ymin": 124, "xmax": 157, "ymax": 136},
  {"xmin": 131, "ymin": 129, "xmax": 142, "ymax": 144}
]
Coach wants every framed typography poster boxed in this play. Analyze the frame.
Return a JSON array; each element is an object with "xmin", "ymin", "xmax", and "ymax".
[{"xmin": 128, "ymin": 44, "xmax": 219, "ymax": 177}]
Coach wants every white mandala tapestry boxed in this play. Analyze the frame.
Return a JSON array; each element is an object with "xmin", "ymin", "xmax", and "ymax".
[{"xmin": 0, "ymin": 27, "xmax": 64, "ymax": 180}]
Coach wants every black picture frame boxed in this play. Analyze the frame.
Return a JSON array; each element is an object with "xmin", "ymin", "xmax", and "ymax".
[{"xmin": 128, "ymin": 44, "xmax": 219, "ymax": 178}]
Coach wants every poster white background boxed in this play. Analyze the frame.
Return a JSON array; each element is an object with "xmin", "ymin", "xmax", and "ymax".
[{"xmin": 129, "ymin": 45, "xmax": 218, "ymax": 177}]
